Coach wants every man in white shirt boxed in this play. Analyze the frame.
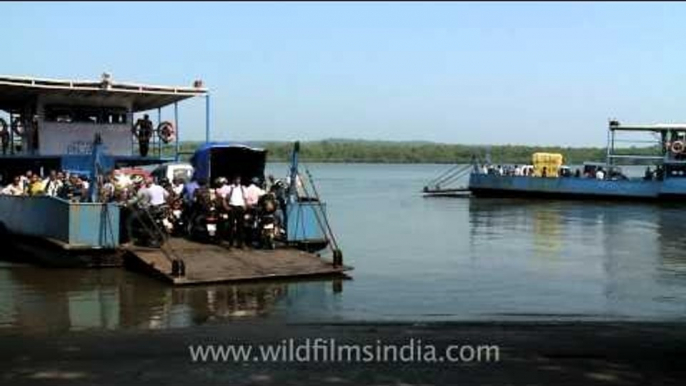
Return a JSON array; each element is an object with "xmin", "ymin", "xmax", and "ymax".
[
  {"xmin": 171, "ymin": 178, "xmax": 185, "ymax": 196},
  {"xmin": 245, "ymin": 177, "xmax": 266, "ymax": 207},
  {"xmin": 222, "ymin": 176, "xmax": 247, "ymax": 248},
  {"xmin": 1, "ymin": 176, "xmax": 24, "ymax": 196},
  {"xmin": 147, "ymin": 179, "xmax": 169, "ymax": 207},
  {"xmin": 43, "ymin": 170, "xmax": 63, "ymax": 197},
  {"xmin": 129, "ymin": 178, "xmax": 168, "ymax": 208},
  {"xmin": 215, "ymin": 177, "xmax": 231, "ymax": 199},
  {"xmin": 80, "ymin": 176, "xmax": 90, "ymax": 192},
  {"xmin": 596, "ymin": 168, "xmax": 605, "ymax": 180}
]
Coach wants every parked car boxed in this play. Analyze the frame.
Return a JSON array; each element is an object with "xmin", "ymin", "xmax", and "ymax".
[{"xmin": 151, "ymin": 162, "xmax": 194, "ymax": 183}]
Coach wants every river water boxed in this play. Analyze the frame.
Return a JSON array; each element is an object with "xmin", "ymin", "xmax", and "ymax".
[{"xmin": 2, "ymin": 163, "xmax": 686, "ymax": 334}]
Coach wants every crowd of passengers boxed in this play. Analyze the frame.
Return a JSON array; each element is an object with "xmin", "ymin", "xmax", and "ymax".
[
  {"xmin": 0, "ymin": 169, "xmax": 290, "ymax": 248},
  {"xmin": 0, "ymin": 169, "xmax": 284, "ymax": 203},
  {"xmin": 478, "ymin": 164, "xmax": 665, "ymax": 180}
]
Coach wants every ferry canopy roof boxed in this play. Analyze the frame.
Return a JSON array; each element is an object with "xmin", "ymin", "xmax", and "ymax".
[
  {"xmin": 0, "ymin": 74, "xmax": 208, "ymax": 112},
  {"xmin": 609, "ymin": 121, "xmax": 686, "ymax": 132}
]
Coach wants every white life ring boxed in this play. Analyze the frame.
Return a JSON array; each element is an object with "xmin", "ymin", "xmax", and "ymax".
[
  {"xmin": 672, "ymin": 140, "xmax": 685, "ymax": 154},
  {"xmin": 157, "ymin": 121, "xmax": 175, "ymax": 144}
]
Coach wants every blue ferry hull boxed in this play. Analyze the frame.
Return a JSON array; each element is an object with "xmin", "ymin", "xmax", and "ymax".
[
  {"xmin": 468, "ymin": 174, "xmax": 686, "ymax": 201},
  {"xmin": 0, "ymin": 196, "xmax": 122, "ymax": 266}
]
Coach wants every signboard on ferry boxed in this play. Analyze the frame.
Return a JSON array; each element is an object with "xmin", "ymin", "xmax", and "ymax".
[{"xmin": 39, "ymin": 123, "xmax": 132, "ymax": 156}]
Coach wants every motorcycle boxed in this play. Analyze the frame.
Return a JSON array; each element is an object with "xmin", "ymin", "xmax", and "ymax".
[
  {"xmin": 190, "ymin": 202, "xmax": 222, "ymax": 244},
  {"xmin": 259, "ymin": 212, "xmax": 278, "ymax": 249},
  {"xmin": 257, "ymin": 193, "xmax": 280, "ymax": 249},
  {"xmin": 243, "ymin": 208, "xmax": 260, "ymax": 247},
  {"xmin": 127, "ymin": 204, "xmax": 169, "ymax": 248},
  {"xmin": 165, "ymin": 199, "xmax": 186, "ymax": 237}
]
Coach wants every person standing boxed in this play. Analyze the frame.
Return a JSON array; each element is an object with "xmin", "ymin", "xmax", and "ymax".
[
  {"xmin": 222, "ymin": 176, "xmax": 247, "ymax": 248},
  {"xmin": 43, "ymin": 170, "xmax": 63, "ymax": 197},
  {"xmin": 0, "ymin": 124, "xmax": 8, "ymax": 155},
  {"xmin": 245, "ymin": 177, "xmax": 266, "ymax": 208},
  {"xmin": 182, "ymin": 178, "xmax": 200, "ymax": 203},
  {"xmin": 133, "ymin": 114, "xmax": 154, "ymax": 157},
  {"xmin": 139, "ymin": 177, "xmax": 169, "ymax": 208},
  {"xmin": 58, "ymin": 174, "xmax": 86, "ymax": 202},
  {"xmin": 19, "ymin": 170, "xmax": 32, "ymax": 194},
  {"xmin": 171, "ymin": 177, "xmax": 185, "ymax": 196},
  {"xmin": 514, "ymin": 165, "xmax": 522, "ymax": 176},
  {"xmin": 28, "ymin": 174, "xmax": 44, "ymax": 196},
  {"xmin": 1, "ymin": 176, "xmax": 24, "ymax": 196},
  {"xmin": 100, "ymin": 173, "xmax": 116, "ymax": 202},
  {"xmin": 596, "ymin": 167, "xmax": 605, "ymax": 180}
]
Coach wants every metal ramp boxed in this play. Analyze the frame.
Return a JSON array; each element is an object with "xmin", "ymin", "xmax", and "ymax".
[
  {"xmin": 422, "ymin": 163, "xmax": 474, "ymax": 197},
  {"xmin": 124, "ymin": 238, "xmax": 351, "ymax": 285}
]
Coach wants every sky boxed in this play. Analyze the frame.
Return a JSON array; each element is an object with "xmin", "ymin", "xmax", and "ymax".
[{"xmin": 2, "ymin": 1, "xmax": 686, "ymax": 147}]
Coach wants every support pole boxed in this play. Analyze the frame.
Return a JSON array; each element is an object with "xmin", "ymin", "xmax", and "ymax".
[
  {"xmin": 174, "ymin": 102, "xmax": 180, "ymax": 162},
  {"xmin": 205, "ymin": 94, "xmax": 210, "ymax": 143},
  {"xmin": 609, "ymin": 130, "xmax": 615, "ymax": 166},
  {"xmin": 9, "ymin": 112, "xmax": 14, "ymax": 155},
  {"xmin": 605, "ymin": 123, "xmax": 612, "ymax": 168},
  {"xmin": 157, "ymin": 107, "xmax": 162, "ymax": 158},
  {"xmin": 130, "ymin": 112, "xmax": 135, "ymax": 156}
]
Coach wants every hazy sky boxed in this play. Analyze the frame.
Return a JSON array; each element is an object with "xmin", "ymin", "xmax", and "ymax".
[{"xmin": 2, "ymin": 2, "xmax": 685, "ymax": 146}]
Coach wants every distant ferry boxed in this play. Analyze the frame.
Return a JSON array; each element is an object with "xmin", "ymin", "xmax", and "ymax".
[
  {"xmin": 469, "ymin": 120, "xmax": 686, "ymax": 200},
  {"xmin": 425, "ymin": 120, "xmax": 686, "ymax": 201}
]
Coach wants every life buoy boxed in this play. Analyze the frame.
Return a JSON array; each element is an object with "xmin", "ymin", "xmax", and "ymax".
[
  {"xmin": 672, "ymin": 140, "xmax": 685, "ymax": 154},
  {"xmin": 11, "ymin": 117, "xmax": 24, "ymax": 137},
  {"xmin": 157, "ymin": 121, "xmax": 175, "ymax": 144}
]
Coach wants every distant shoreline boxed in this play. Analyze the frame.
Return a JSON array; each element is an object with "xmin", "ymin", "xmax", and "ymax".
[{"xmin": 163, "ymin": 140, "xmax": 658, "ymax": 165}]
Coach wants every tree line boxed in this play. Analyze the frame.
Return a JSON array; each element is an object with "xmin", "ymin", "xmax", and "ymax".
[{"xmin": 163, "ymin": 140, "xmax": 661, "ymax": 165}]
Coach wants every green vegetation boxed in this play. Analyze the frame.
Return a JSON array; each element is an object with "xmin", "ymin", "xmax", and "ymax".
[{"xmin": 161, "ymin": 140, "xmax": 662, "ymax": 165}]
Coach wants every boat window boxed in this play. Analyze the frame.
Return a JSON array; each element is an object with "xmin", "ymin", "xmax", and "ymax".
[
  {"xmin": 44, "ymin": 105, "xmax": 128, "ymax": 124},
  {"xmin": 45, "ymin": 106, "xmax": 74, "ymax": 123}
]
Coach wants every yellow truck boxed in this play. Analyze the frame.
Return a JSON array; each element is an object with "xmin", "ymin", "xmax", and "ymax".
[{"xmin": 532, "ymin": 152, "xmax": 563, "ymax": 177}]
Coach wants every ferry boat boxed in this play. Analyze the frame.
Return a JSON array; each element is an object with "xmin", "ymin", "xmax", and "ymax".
[
  {"xmin": 0, "ymin": 74, "xmax": 347, "ymax": 283},
  {"xmin": 426, "ymin": 120, "xmax": 686, "ymax": 201}
]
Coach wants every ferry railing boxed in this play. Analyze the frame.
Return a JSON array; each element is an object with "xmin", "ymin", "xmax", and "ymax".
[
  {"xmin": 127, "ymin": 205, "xmax": 186, "ymax": 277},
  {"xmin": 300, "ymin": 167, "xmax": 343, "ymax": 267}
]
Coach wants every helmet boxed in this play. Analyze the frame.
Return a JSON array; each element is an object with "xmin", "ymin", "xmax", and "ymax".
[
  {"xmin": 214, "ymin": 177, "xmax": 227, "ymax": 186},
  {"xmin": 251, "ymin": 177, "xmax": 261, "ymax": 185}
]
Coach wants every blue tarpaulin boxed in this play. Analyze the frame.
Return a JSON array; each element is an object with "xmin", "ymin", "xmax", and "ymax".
[{"xmin": 190, "ymin": 142, "xmax": 267, "ymax": 183}]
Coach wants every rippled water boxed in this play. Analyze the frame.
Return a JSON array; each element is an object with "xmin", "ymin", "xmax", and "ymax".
[{"xmin": 2, "ymin": 163, "xmax": 686, "ymax": 334}]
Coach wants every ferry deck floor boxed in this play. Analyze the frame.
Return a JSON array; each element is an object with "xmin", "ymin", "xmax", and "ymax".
[{"xmin": 123, "ymin": 238, "xmax": 351, "ymax": 285}]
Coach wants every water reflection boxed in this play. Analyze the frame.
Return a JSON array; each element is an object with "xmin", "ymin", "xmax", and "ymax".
[
  {"xmin": 655, "ymin": 205, "xmax": 686, "ymax": 283},
  {"xmin": 467, "ymin": 198, "xmax": 686, "ymax": 320},
  {"xmin": 0, "ymin": 266, "xmax": 306, "ymax": 333}
]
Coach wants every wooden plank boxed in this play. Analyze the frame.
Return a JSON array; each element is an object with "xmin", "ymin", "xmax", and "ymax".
[{"xmin": 125, "ymin": 238, "xmax": 351, "ymax": 285}]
